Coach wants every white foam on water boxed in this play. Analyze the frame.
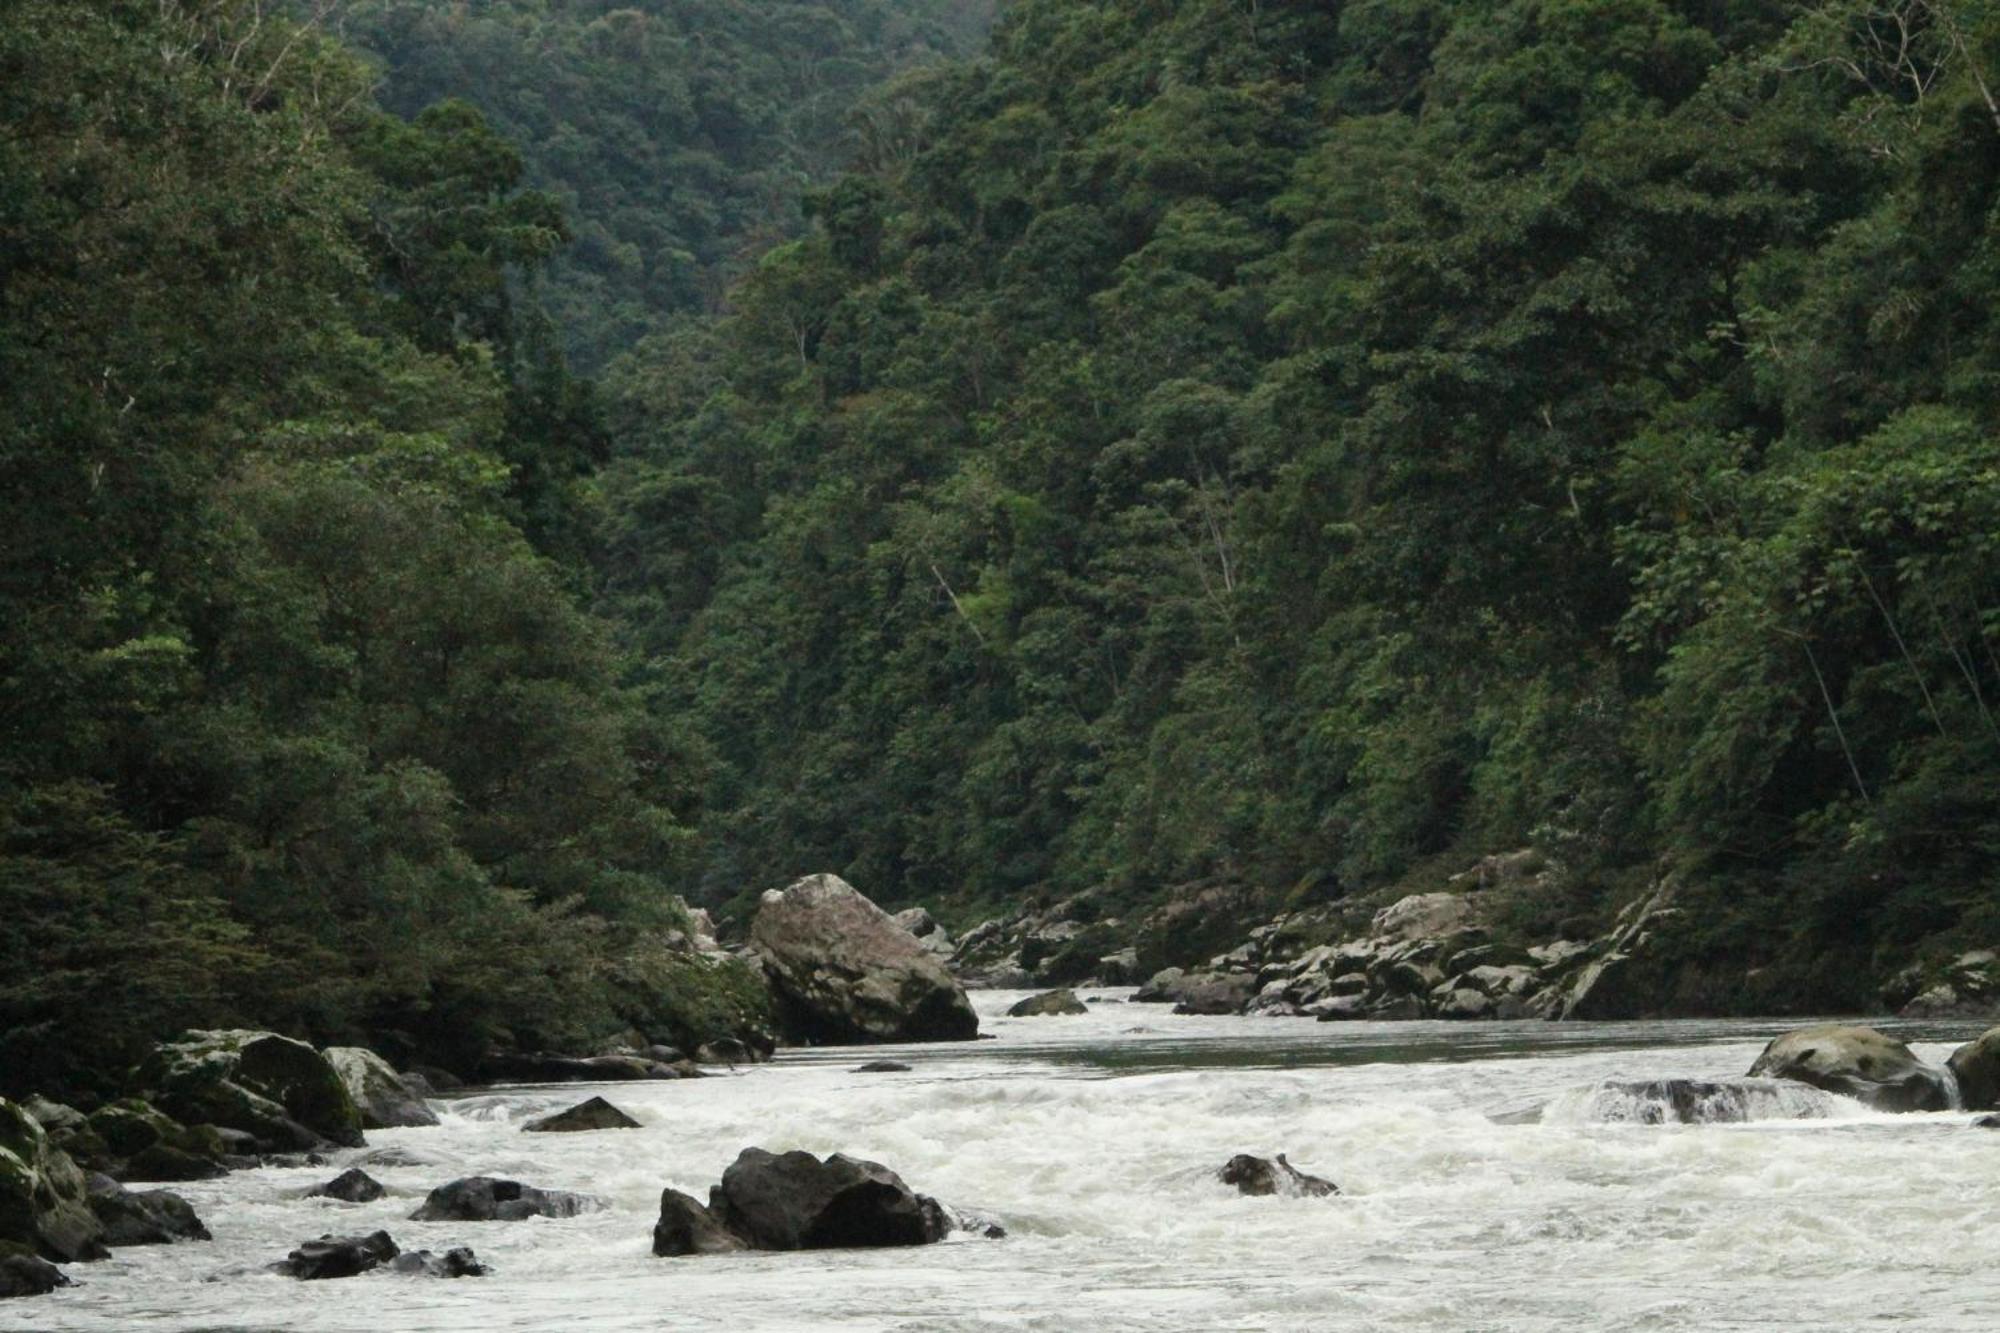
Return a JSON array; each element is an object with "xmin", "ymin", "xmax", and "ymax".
[{"xmin": 26, "ymin": 994, "xmax": 2000, "ymax": 1331}]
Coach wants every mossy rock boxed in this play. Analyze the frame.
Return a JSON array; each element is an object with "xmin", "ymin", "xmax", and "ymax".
[
  {"xmin": 0, "ymin": 1099, "xmax": 106, "ymax": 1263},
  {"xmin": 140, "ymin": 1031, "xmax": 363, "ymax": 1150}
]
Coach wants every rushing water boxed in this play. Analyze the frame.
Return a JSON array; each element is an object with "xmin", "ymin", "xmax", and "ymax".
[{"xmin": 21, "ymin": 993, "xmax": 2000, "ymax": 1331}]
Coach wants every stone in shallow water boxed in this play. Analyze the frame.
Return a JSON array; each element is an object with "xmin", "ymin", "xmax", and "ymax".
[
  {"xmin": 306, "ymin": 1168, "xmax": 385, "ymax": 1203},
  {"xmin": 854, "ymin": 1061, "xmax": 911, "ymax": 1073},
  {"xmin": 1007, "ymin": 988, "xmax": 1088, "ymax": 1017},
  {"xmin": 390, "ymin": 1247, "xmax": 487, "ymax": 1277},
  {"xmin": 1218, "ymin": 1154, "xmax": 1338, "ymax": 1198},
  {"xmin": 408, "ymin": 1177, "xmax": 601, "ymax": 1222},
  {"xmin": 85, "ymin": 1174, "xmax": 210, "ymax": 1245},
  {"xmin": 1747, "ymin": 1025, "xmax": 1955, "ymax": 1113},
  {"xmin": 709, "ymin": 1148, "xmax": 953, "ymax": 1250},
  {"xmin": 0, "ymin": 1253, "xmax": 70, "ymax": 1298},
  {"xmin": 275, "ymin": 1230, "xmax": 398, "ymax": 1280},
  {"xmin": 522, "ymin": 1097, "xmax": 641, "ymax": 1133}
]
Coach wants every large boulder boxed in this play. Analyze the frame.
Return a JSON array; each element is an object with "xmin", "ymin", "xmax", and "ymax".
[
  {"xmin": 752, "ymin": 875, "xmax": 978, "ymax": 1044},
  {"xmin": 652, "ymin": 1188, "xmax": 749, "ymax": 1257},
  {"xmin": 83, "ymin": 1099, "xmax": 227, "ymax": 1180},
  {"xmin": 523, "ymin": 1097, "xmax": 641, "ymax": 1133},
  {"xmin": 85, "ymin": 1175, "xmax": 210, "ymax": 1245},
  {"xmin": 323, "ymin": 1048, "xmax": 438, "ymax": 1130},
  {"xmin": 408, "ymin": 1177, "xmax": 601, "ymax": 1222},
  {"xmin": 708, "ymin": 1148, "xmax": 951, "ymax": 1250},
  {"xmin": 0, "ymin": 1252, "xmax": 70, "ymax": 1298},
  {"xmin": 1007, "ymin": 988, "xmax": 1088, "ymax": 1017},
  {"xmin": 141, "ymin": 1031, "xmax": 363, "ymax": 1150},
  {"xmin": 1169, "ymin": 971, "xmax": 1256, "ymax": 1016},
  {"xmin": 1217, "ymin": 1153, "xmax": 1339, "ymax": 1198},
  {"xmin": 1948, "ymin": 1027, "xmax": 2000, "ymax": 1111},
  {"xmin": 1748, "ymin": 1025, "xmax": 1956, "ymax": 1112},
  {"xmin": 0, "ymin": 1099, "xmax": 106, "ymax": 1262}
]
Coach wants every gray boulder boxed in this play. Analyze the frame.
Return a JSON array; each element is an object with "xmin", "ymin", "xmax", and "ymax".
[
  {"xmin": 390, "ymin": 1247, "xmax": 487, "ymax": 1277},
  {"xmin": 709, "ymin": 1148, "xmax": 951, "ymax": 1250},
  {"xmin": 0, "ymin": 1252, "xmax": 70, "ymax": 1298},
  {"xmin": 85, "ymin": 1174, "xmax": 209, "ymax": 1245},
  {"xmin": 753, "ymin": 875, "xmax": 979, "ymax": 1044},
  {"xmin": 1132, "ymin": 968, "xmax": 1187, "ymax": 1003},
  {"xmin": 1371, "ymin": 893, "xmax": 1474, "ymax": 941},
  {"xmin": 409, "ymin": 1177, "xmax": 601, "ymax": 1222},
  {"xmin": 1007, "ymin": 988, "xmax": 1088, "ymax": 1018},
  {"xmin": 1169, "ymin": 971, "xmax": 1256, "ymax": 1015},
  {"xmin": 1748, "ymin": 1025, "xmax": 1956, "ymax": 1112},
  {"xmin": 523, "ymin": 1097, "xmax": 641, "ymax": 1133},
  {"xmin": 0, "ymin": 1098, "xmax": 106, "ymax": 1262},
  {"xmin": 323, "ymin": 1048, "xmax": 438, "ymax": 1130},
  {"xmin": 652, "ymin": 1188, "xmax": 749, "ymax": 1257},
  {"xmin": 1218, "ymin": 1153, "xmax": 1338, "ymax": 1198},
  {"xmin": 306, "ymin": 1168, "xmax": 386, "ymax": 1203},
  {"xmin": 1948, "ymin": 1027, "xmax": 2000, "ymax": 1110},
  {"xmin": 891, "ymin": 906, "xmax": 957, "ymax": 961},
  {"xmin": 141, "ymin": 1030, "xmax": 363, "ymax": 1150},
  {"xmin": 275, "ymin": 1230, "xmax": 399, "ymax": 1280}
]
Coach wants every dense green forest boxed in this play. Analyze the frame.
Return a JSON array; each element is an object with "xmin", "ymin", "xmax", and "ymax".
[
  {"xmin": 604, "ymin": 0, "xmax": 2000, "ymax": 1005},
  {"xmin": 5, "ymin": 0, "xmax": 1999, "ymax": 1098}
]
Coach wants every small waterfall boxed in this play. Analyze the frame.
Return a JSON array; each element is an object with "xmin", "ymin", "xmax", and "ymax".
[{"xmin": 1539, "ymin": 1078, "xmax": 1844, "ymax": 1125}]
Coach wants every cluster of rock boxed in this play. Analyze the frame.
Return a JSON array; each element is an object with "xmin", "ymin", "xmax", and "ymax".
[
  {"xmin": 274, "ymin": 1230, "xmax": 486, "ymax": 1281},
  {"xmin": 1129, "ymin": 878, "xmax": 1678, "ymax": 1024},
  {"xmin": 1217, "ymin": 1154, "xmax": 1338, "ymax": 1197},
  {"xmin": 1884, "ymin": 950, "xmax": 2000, "ymax": 1019},
  {"xmin": 652, "ymin": 1147, "xmax": 999, "ymax": 1257}
]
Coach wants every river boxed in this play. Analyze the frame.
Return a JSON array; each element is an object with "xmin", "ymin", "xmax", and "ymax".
[{"xmin": 20, "ymin": 992, "xmax": 2000, "ymax": 1331}]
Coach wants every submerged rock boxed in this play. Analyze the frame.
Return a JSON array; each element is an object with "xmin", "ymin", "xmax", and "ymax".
[
  {"xmin": 275, "ymin": 1230, "xmax": 399, "ymax": 1280},
  {"xmin": 709, "ymin": 1148, "xmax": 952, "ymax": 1250},
  {"xmin": 141, "ymin": 1030, "xmax": 363, "ymax": 1151},
  {"xmin": 1541, "ymin": 1078, "xmax": 1838, "ymax": 1125},
  {"xmin": 408, "ymin": 1177, "xmax": 601, "ymax": 1222},
  {"xmin": 1007, "ymin": 988, "xmax": 1088, "ymax": 1017},
  {"xmin": 323, "ymin": 1048, "xmax": 438, "ymax": 1130},
  {"xmin": 479, "ymin": 1052, "xmax": 696, "ymax": 1083},
  {"xmin": 652, "ymin": 1188, "xmax": 750, "ymax": 1257},
  {"xmin": 389, "ymin": 1247, "xmax": 487, "ymax": 1278},
  {"xmin": 0, "ymin": 1253, "xmax": 70, "ymax": 1298},
  {"xmin": 854, "ymin": 1061, "xmax": 911, "ymax": 1073},
  {"xmin": 306, "ymin": 1168, "xmax": 386, "ymax": 1203},
  {"xmin": 85, "ymin": 1175, "xmax": 209, "ymax": 1245},
  {"xmin": 0, "ymin": 1098, "xmax": 107, "ymax": 1262},
  {"xmin": 1748, "ymin": 1025, "xmax": 1955, "ymax": 1113},
  {"xmin": 523, "ymin": 1097, "xmax": 641, "ymax": 1133},
  {"xmin": 753, "ymin": 874, "xmax": 979, "ymax": 1045},
  {"xmin": 1218, "ymin": 1154, "xmax": 1339, "ymax": 1198}
]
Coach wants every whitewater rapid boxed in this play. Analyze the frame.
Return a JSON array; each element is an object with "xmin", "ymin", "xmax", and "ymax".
[{"xmin": 22, "ymin": 993, "xmax": 2000, "ymax": 1331}]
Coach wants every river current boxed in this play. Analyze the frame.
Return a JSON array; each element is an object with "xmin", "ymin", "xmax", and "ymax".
[{"xmin": 18, "ymin": 992, "xmax": 2000, "ymax": 1331}]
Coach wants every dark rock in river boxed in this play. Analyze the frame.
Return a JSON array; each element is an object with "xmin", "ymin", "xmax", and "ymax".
[
  {"xmin": 0, "ymin": 1253, "xmax": 70, "ymax": 1298},
  {"xmin": 696, "ymin": 1037, "xmax": 761, "ymax": 1067},
  {"xmin": 1974, "ymin": 1113, "xmax": 2000, "ymax": 1129},
  {"xmin": 1748, "ymin": 1024, "xmax": 1956, "ymax": 1113},
  {"xmin": 323, "ymin": 1048, "xmax": 438, "ymax": 1130},
  {"xmin": 523, "ymin": 1097, "xmax": 641, "ymax": 1133},
  {"xmin": 854, "ymin": 1061, "xmax": 911, "ymax": 1073},
  {"xmin": 409, "ymin": 1177, "xmax": 601, "ymax": 1222},
  {"xmin": 753, "ymin": 874, "xmax": 979, "ymax": 1045},
  {"xmin": 1947, "ymin": 1026, "xmax": 2000, "ymax": 1111},
  {"xmin": 141, "ymin": 1030, "xmax": 363, "ymax": 1151},
  {"xmin": 1217, "ymin": 1153, "xmax": 1339, "ymax": 1198},
  {"xmin": 709, "ymin": 1148, "xmax": 953, "ymax": 1250},
  {"xmin": 0, "ymin": 1098, "xmax": 107, "ymax": 1262},
  {"xmin": 306, "ymin": 1168, "xmax": 386, "ymax": 1203},
  {"xmin": 652, "ymin": 1188, "xmax": 749, "ymax": 1257},
  {"xmin": 390, "ymin": 1246, "xmax": 487, "ymax": 1277},
  {"xmin": 1007, "ymin": 988, "xmax": 1089, "ymax": 1017},
  {"xmin": 479, "ymin": 1051, "xmax": 696, "ymax": 1083},
  {"xmin": 85, "ymin": 1174, "xmax": 209, "ymax": 1245},
  {"xmin": 275, "ymin": 1230, "xmax": 399, "ymax": 1280},
  {"xmin": 81, "ymin": 1099, "xmax": 227, "ymax": 1180},
  {"xmin": 1550, "ymin": 1078, "xmax": 1837, "ymax": 1125}
]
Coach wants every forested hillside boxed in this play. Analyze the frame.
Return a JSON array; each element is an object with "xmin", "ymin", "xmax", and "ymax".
[
  {"xmin": 604, "ymin": 0, "xmax": 2000, "ymax": 1007},
  {"xmin": 0, "ymin": 0, "xmax": 766, "ymax": 1098},
  {"xmin": 330, "ymin": 0, "xmax": 997, "ymax": 370}
]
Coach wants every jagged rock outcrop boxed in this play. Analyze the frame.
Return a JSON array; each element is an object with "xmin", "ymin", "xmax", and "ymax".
[
  {"xmin": 652, "ymin": 1188, "xmax": 750, "ymax": 1257},
  {"xmin": 408, "ymin": 1177, "xmax": 601, "ymax": 1222},
  {"xmin": 1748, "ymin": 1025, "xmax": 1956, "ymax": 1112},
  {"xmin": 1893, "ymin": 950, "xmax": 2000, "ymax": 1018},
  {"xmin": 1007, "ymin": 988, "xmax": 1088, "ymax": 1017},
  {"xmin": 523, "ymin": 1097, "xmax": 641, "ymax": 1133},
  {"xmin": 72, "ymin": 1098, "xmax": 228, "ymax": 1180},
  {"xmin": 1217, "ymin": 1154, "xmax": 1338, "ymax": 1197},
  {"xmin": 140, "ymin": 1031, "xmax": 363, "ymax": 1151},
  {"xmin": 753, "ymin": 875, "xmax": 978, "ymax": 1044},
  {"xmin": 892, "ymin": 906, "xmax": 957, "ymax": 962},
  {"xmin": 0, "ymin": 1098, "xmax": 106, "ymax": 1263},
  {"xmin": 323, "ymin": 1048, "xmax": 438, "ymax": 1130}
]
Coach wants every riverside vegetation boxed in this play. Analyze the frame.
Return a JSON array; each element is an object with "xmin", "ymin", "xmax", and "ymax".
[{"xmin": 4, "ymin": 0, "xmax": 2000, "ymax": 1135}]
